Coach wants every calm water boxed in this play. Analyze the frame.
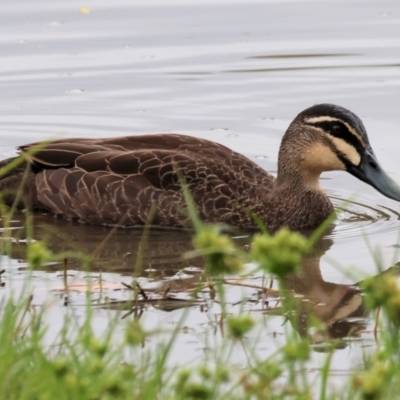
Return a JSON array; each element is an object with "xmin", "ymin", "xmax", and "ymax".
[{"xmin": 2, "ymin": 0, "xmax": 400, "ymax": 382}]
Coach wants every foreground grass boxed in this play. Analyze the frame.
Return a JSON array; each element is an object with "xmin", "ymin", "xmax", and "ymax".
[
  {"xmin": 0, "ymin": 182, "xmax": 400, "ymax": 399},
  {"xmin": 0, "ymin": 221, "xmax": 399, "ymax": 400}
]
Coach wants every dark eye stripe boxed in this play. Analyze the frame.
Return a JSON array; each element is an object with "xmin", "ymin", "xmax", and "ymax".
[{"xmin": 306, "ymin": 120, "xmax": 364, "ymax": 154}]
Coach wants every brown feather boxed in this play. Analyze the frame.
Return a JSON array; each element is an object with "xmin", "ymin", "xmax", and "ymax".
[{"xmin": 0, "ymin": 123, "xmax": 340, "ymax": 230}]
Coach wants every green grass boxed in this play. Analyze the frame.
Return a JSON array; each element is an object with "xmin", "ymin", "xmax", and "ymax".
[
  {"xmin": 0, "ymin": 223, "xmax": 400, "ymax": 399},
  {"xmin": 0, "ymin": 177, "xmax": 400, "ymax": 399}
]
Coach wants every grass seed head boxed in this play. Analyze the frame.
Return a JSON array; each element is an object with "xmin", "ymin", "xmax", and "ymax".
[
  {"xmin": 193, "ymin": 227, "xmax": 243, "ymax": 276},
  {"xmin": 251, "ymin": 228, "xmax": 308, "ymax": 277}
]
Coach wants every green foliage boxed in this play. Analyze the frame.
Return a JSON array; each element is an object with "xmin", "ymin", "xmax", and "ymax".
[
  {"xmin": 3, "ymin": 182, "xmax": 400, "ymax": 399},
  {"xmin": 172, "ymin": 365, "xmax": 232, "ymax": 400},
  {"xmin": 27, "ymin": 241, "xmax": 53, "ymax": 268},
  {"xmin": 125, "ymin": 320, "xmax": 146, "ymax": 346},
  {"xmin": 193, "ymin": 227, "xmax": 244, "ymax": 275},
  {"xmin": 362, "ymin": 273, "xmax": 400, "ymax": 326},
  {"xmin": 227, "ymin": 315, "xmax": 255, "ymax": 339},
  {"xmin": 283, "ymin": 339, "xmax": 310, "ymax": 362},
  {"xmin": 353, "ymin": 360, "xmax": 390, "ymax": 400},
  {"xmin": 0, "ymin": 303, "xmax": 138, "ymax": 400},
  {"xmin": 251, "ymin": 228, "xmax": 309, "ymax": 277}
]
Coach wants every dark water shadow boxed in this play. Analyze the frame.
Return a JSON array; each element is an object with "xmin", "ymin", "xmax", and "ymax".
[
  {"xmin": 282, "ymin": 236, "xmax": 400, "ymax": 345},
  {"xmin": 246, "ymin": 53, "xmax": 359, "ymax": 59},
  {"xmin": 2, "ymin": 212, "xmax": 399, "ymax": 344},
  {"xmin": 223, "ymin": 63, "xmax": 400, "ymax": 74}
]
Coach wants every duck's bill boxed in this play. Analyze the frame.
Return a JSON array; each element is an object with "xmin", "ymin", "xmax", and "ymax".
[{"xmin": 347, "ymin": 149, "xmax": 400, "ymax": 202}]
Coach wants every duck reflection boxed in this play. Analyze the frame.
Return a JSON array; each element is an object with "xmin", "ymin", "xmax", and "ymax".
[
  {"xmin": 285, "ymin": 235, "xmax": 365, "ymax": 344},
  {"xmin": 3, "ymin": 212, "xmax": 398, "ymax": 342},
  {"xmin": 276, "ymin": 233, "xmax": 399, "ymax": 344},
  {"xmin": 8, "ymin": 213, "xmax": 199, "ymax": 273}
]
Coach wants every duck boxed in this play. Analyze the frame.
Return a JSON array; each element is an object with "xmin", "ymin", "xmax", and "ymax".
[{"xmin": 1, "ymin": 104, "xmax": 400, "ymax": 231}]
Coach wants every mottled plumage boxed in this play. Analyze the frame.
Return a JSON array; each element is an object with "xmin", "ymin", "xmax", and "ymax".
[{"xmin": 1, "ymin": 104, "xmax": 399, "ymax": 231}]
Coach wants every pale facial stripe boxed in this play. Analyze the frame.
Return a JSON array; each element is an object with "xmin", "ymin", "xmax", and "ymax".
[
  {"xmin": 327, "ymin": 134, "xmax": 361, "ymax": 166},
  {"xmin": 304, "ymin": 116, "xmax": 365, "ymax": 146},
  {"xmin": 308, "ymin": 125, "xmax": 362, "ymax": 166}
]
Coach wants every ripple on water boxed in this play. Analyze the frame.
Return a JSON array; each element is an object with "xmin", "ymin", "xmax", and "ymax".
[{"xmin": 329, "ymin": 191, "xmax": 400, "ymax": 240}]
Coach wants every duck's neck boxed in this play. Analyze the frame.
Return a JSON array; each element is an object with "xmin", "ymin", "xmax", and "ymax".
[
  {"xmin": 275, "ymin": 137, "xmax": 324, "ymax": 191},
  {"xmin": 259, "ymin": 169, "xmax": 334, "ymax": 232}
]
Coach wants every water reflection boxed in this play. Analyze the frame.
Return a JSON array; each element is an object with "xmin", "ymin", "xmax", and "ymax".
[
  {"xmin": 2, "ymin": 212, "xmax": 398, "ymax": 344},
  {"xmin": 284, "ymin": 236, "xmax": 398, "ymax": 344},
  {"xmin": 246, "ymin": 53, "xmax": 358, "ymax": 59},
  {"xmin": 329, "ymin": 193, "xmax": 400, "ymax": 239},
  {"xmin": 8, "ymin": 213, "xmax": 200, "ymax": 277},
  {"xmin": 223, "ymin": 63, "xmax": 400, "ymax": 74}
]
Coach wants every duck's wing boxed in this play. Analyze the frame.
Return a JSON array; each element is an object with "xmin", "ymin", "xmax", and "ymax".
[
  {"xmin": 18, "ymin": 134, "xmax": 230, "ymax": 169},
  {"xmin": 20, "ymin": 134, "xmax": 274, "ymax": 227}
]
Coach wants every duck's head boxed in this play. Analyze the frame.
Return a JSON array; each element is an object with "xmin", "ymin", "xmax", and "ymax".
[{"xmin": 278, "ymin": 103, "xmax": 400, "ymax": 201}]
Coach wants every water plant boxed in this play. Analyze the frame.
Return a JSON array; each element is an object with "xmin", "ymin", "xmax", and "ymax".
[{"xmin": 1, "ymin": 169, "xmax": 400, "ymax": 399}]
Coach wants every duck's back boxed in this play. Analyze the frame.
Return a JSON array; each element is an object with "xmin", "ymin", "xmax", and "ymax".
[{"xmin": 2, "ymin": 134, "xmax": 275, "ymax": 228}]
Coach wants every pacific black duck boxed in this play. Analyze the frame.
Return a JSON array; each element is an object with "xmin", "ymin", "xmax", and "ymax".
[{"xmin": 1, "ymin": 104, "xmax": 400, "ymax": 231}]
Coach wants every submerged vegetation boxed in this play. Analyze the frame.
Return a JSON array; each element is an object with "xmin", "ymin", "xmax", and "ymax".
[{"xmin": 0, "ymin": 170, "xmax": 400, "ymax": 399}]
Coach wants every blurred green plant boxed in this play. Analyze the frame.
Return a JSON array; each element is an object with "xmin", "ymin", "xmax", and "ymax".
[
  {"xmin": 1, "ymin": 162, "xmax": 400, "ymax": 399},
  {"xmin": 251, "ymin": 228, "xmax": 310, "ymax": 277}
]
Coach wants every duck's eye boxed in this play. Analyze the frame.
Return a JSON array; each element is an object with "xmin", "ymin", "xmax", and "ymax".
[{"xmin": 331, "ymin": 124, "xmax": 344, "ymax": 133}]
